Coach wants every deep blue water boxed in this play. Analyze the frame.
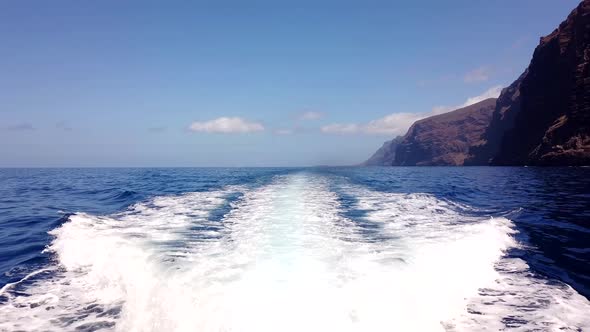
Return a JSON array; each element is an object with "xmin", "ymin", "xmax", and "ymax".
[{"xmin": 0, "ymin": 167, "xmax": 589, "ymax": 331}]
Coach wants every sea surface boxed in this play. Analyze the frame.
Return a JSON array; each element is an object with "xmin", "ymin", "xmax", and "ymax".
[{"xmin": 0, "ymin": 167, "xmax": 589, "ymax": 331}]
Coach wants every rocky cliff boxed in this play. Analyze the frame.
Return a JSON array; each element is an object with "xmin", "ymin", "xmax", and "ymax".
[
  {"xmin": 467, "ymin": 0, "xmax": 590, "ymax": 165},
  {"xmin": 362, "ymin": 136, "xmax": 404, "ymax": 166},
  {"xmin": 393, "ymin": 98, "xmax": 497, "ymax": 166}
]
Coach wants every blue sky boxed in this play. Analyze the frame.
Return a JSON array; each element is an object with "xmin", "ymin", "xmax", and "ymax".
[{"xmin": 0, "ymin": 0, "xmax": 580, "ymax": 167}]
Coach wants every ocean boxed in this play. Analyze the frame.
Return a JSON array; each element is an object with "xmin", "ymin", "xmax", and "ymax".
[{"xmin": 0, "ymin": 167, "xmax": 589, "ymax": 331}]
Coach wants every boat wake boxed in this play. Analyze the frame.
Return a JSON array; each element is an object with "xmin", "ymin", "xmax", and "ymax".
[{"xmin": 0, "ymin": 173, "xmax": 588, "ymax": 331}]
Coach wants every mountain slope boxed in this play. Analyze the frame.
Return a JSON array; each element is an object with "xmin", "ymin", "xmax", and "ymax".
[
  {"xmin": 362, "ymin": 136, "xmax": 404, "ymax": 166},
  {"xmin": 393, "ymin": 98, "xmax": 497, "ymax": 166}
]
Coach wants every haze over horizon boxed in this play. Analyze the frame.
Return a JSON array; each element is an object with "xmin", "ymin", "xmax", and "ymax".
[{"xmin": 0, "ymin": 0, "xmax": 580, "ymax": 167}]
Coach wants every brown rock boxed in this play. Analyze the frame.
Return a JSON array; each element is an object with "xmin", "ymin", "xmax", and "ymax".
[
  {"xmin": 394, "ymin": 98, "xmax": 497, "ymax": 166},
  {"xmin": 467, "ymin": 0, "xmax": 590, "ymax": 166},
  {"xmin": 362, "ymin": 136, "xmax": 404, "ymax": 166}
]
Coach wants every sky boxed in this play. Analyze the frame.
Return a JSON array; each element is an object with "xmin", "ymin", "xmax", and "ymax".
[{"xmin": 0, "ymin": 0, "xmax": 581, "ymax": 167}]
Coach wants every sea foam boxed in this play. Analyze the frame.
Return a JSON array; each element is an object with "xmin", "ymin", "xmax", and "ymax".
[{"xmin": 0, "ymin": 174, "xmax": 588, "ymax": 331}]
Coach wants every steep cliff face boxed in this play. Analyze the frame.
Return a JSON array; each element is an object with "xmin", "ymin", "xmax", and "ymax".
[
  {"xmin": 465, "ymin": 74, "xmax": 526, "ymax": 165},
  {"xmin": 362, "ymin": 136, "xmax": 403, "ymax": 166},
  {"xmin": 393, "ymin": 98, "xmax": 497, "ymax": 166},
  {"xmin": 468, "ymin": 0, "xmax": 590, "ymax": 165}
]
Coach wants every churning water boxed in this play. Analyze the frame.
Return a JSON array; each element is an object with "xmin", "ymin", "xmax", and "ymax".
[{"xmin": 0, "ymin": 167, "xmax": 589, "ymax": 331}]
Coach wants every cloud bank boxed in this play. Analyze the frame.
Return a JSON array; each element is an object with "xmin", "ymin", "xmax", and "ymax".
[
  {"xmin": 321, "ymin": 85, "xmax": 504, "ymax": 136},
  {"xmin": 189, "ymin": 117, "xmax": 264, "ymax": 134},
  {"xmin": 320, "ymin": 112, "xmax": 425, "ymax": 136},
  {"xmin": 464, "ymin": 66, "xmax": 492, "ymax": 83},
  {"xmin": 320, "ymin": 123, "xmax": 360, "ymax": 134},
  {"xmin": 462, "ymin": 85, "xmax": 503, "ymax": 106},
  {"xmin": 274, "ymin": 129, "xmax": 293, "ymax": 135},
  {"xmin": 298, "ymin": 111, "xmax": 323, "ymax": 121},
  {"xmin": 432, "ymin": 85, "xmax": 503, "ymax": 114},
  {"xmin": 4, "ymin": 123, "xmax": 34, "ymax": 131}
]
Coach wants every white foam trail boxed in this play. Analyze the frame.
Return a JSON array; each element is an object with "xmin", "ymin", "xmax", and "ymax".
[
  {"xmin": 0, "ymin": 174, "xmax": 588, "ymax": 331},
  {"xmin": 346, "ymin": 186, "xmax": 590, "ymax": 331},
  {"xmin": 0, "ymin": 268, "xmax": 55, "ymax": 295},
  {"xmin": 0, "ymin": 189, "xmax": 238, "ymax": 331}
]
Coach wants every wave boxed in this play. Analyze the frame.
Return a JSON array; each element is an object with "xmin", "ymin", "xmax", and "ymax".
[
  {"xmin": 341, "ymin": 186, "xmax": 590, "ymax": 331},
  {"xmin": 0, "ymin": 174, "xmax": 588, "ymax": 331}
]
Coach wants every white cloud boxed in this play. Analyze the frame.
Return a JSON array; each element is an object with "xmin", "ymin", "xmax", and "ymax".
[
  {"xmin": 363, "ymin": 112, "xmax": 426, "ymax": 135},
  {"xmin": 4, "ymin": 123, "xmax": 34, "ymax": 131},
  {"xmin": 189, "ymin": 117, "xmax": 264, "ymax": 134},
  {"xmin": 462, "ymin": 85, "xmax": 503, "ymax": 106},
  {"xmin": 274, "ymin": 129, "xmax": 293, "ymax": 135},
  {"xmin": 320, "ymin": 113, "xmax": 424, "ymax": 136},
  {"xmin": 432, "ymin": 85, "xmax": 503, "ymax": 114},
  {"xmin": 321, "ymin": 85, "xmax": 503, "ymax": 136},
  {"xmin": 464, "ymin": 66, "xmax": 492, "ymax": 83},
  {"xmin": 320, "ymin": 123, "xmax": 360, "ymax": 134},
  {"xmin": 298, "ymin": 111, "xmax": 323, "ymax": 121}
]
